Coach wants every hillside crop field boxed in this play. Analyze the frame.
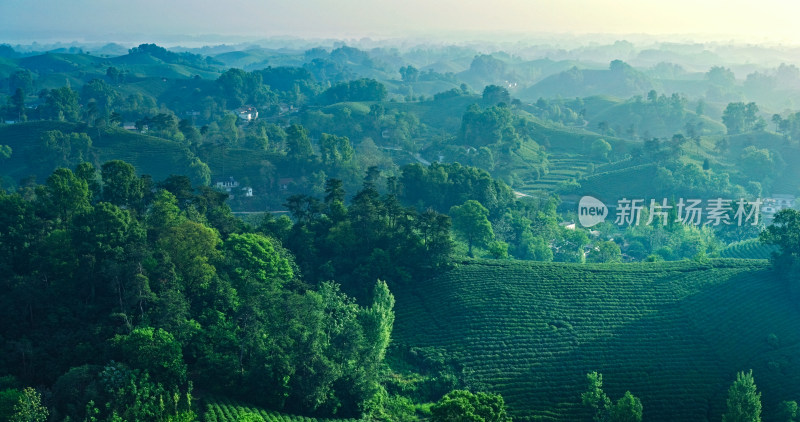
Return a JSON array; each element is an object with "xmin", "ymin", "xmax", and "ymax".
[
  {"xmin": 393, "ymin": 259, "xmax": 800, "ymax": 421},
  {"xmin": 202, "ymin": 398, "xmax": 359, "ymax": 422},
  {"xmin": 720, "ymin": 239, "xmax": 777, "ymax": 259}
]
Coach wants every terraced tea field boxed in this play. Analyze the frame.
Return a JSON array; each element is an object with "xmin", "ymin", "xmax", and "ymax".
[
  {"xmin": 92, "ymin": 128, "xmax": 198, "ymax": 181},
  {"xmin": 202, "ymin": 398, "xmax": 359, "ymax": 422},
  {"xmin": 720, "ymin": 239, "xmax": 776, "ymax": 260},
  {"xmin": 567, "ymin": 163, "xmax": 660, "ymax": 201},
  {"xmin": 393, "ymin": 259, "xmax": 800, "ymax": 421},
  {"xmin": 517, "ymin": 153, "xmax": 596, "ymax": 193}
]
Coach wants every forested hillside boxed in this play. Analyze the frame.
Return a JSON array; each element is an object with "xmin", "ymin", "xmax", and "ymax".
[{"xmin": 0, "ymin": 163, "xmax": 400, "ymax": 421}]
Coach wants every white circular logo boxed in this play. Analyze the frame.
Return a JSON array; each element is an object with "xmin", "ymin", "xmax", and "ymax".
[{"xmin": 578, "ymin": 196, "xmax": 608, "ymax": 227}]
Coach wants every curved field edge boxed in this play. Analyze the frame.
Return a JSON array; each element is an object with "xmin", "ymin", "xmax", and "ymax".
[{"xmin": 392, "ymin": 258, "xmax": 800, "ymax": 421}]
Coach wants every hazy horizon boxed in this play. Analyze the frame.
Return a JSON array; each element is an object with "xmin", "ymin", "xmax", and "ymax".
[{"xmin": 2, "ymin": 0, "xmax": 799, "ymax": 47}]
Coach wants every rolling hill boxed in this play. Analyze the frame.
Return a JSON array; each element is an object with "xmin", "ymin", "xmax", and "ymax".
[
  {"xmin": 518, "ymin": 63, "xmax": 654, "ymax": 101},
  {"xmin": 392, "ymin": 258, "xmax": 800, "ymax": 421},
  {"xmin": 585, "ymin": 100, "xmax": 725, "ymax": 140},
  {"xmin": 0, "ymin": 48, "xmax": 225, "ymax": 95}
]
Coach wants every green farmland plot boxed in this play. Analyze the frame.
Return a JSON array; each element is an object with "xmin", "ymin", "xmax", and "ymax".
[{"xmin": 393, "ymin": 259, "xmax": 800, "ymax": 421}]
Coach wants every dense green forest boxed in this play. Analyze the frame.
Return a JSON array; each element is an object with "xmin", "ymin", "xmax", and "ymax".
[{"xmin": 2, "ymin": 39, "xmax": 800, "ymax": 421}]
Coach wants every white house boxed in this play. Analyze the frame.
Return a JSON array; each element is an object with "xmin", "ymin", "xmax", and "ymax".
[
  {"xmin": 215, "ymin": 177, "xmax": 253, "ymax": 199},
  {"xmin": 559, "ymin": 221, "xmax": 577, "ymax": 230},
  {"xmin": 215, "ymin": 177, "xmax": 240, "ymax": 192},
  {"xmin": 235, "ymin": 106, "xmax": 258, "ymax": 122},
  {"xmin": 762, "ymin": 194, "xmax": 796, "ymax": 219}
]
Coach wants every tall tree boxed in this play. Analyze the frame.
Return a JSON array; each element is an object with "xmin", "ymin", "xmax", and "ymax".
[
  {"xmin": 319, "ymin": 133, "xmax": 354, "ymax": 167},
  {"xmin": 722, "ymin": 370, "xmax": 761, "ymax": 422},
  {"xmin": 44, "ymin": 86, "xmax": 80, "ymax": 122},
  {"xmin": 81, "ymin": 78, "xmax": 119, "ymax": 114},
  {"xmin": 101, "ymin": 160, "xmax": 144, "ymax": 210},
  {"xmin": 591, "ymin": 138, "xmax": 612, "ymax": 161},
  {"xmin": 588, "ymin": 241, "xmax": 622, "ymax": 263},
  {"xmin": 11, "ymin": 387, "xmax": 48, "ymax": 422},
  {"xmin": 760, "ymin": 208, "xmax": 800, "ymax": 269},
  {"xmin": 157, "ymin": 220, "xmax": 221, "ymax": 306},
  {"xmin": 610, "ymin": 391, "xmax": 643, "ymax": 422},
  {"xmin": 225, "ymin": 232, "xmax": 293, "ymax": 287},
  {"xmin": 10, "ymin": 88, "xmax": 25, "ymax": 121},
  {"xmin": 773, "ymin": 114, "xmax": 784, "ymax": 132},
  {"xmin": 723, "ymin": 102, "xmax": 762, "ymax": 135},
  {"xmin": 582, "ymin": 372, "xmax": 643, "ymax": 422},
  {"xmin": 111, "ymin": 327, "xmax": 187, "ymax": 389},
  {"xmin": 450, "ymin": 200, "xmax": 494, "ymax": 257},
  {"xmin": 39, "ymin": 168, "xmax": 90, "ymax": 225},
  {"xmin": 582, "ymin": 371, "xmax": 612, "ymax": 422},
  {"xmin": 359, "ymin": 280, "xmax": 395, "ymax": 374},
  {"xmin": 399, "ymin": 65, "xmax": 419, "ymax": 82},
  {"xmin": 286, "ymin": 124, "xmax": 314, "ymax": 161},
  {"xmin": 482, "ymin": 84, "xmax": 511, "ymax": 105}
]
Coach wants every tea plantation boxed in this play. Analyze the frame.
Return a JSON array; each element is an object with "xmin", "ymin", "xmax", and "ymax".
[
  {"xmin": 393, "ymin": 259, "xmax": 800, "ymax": 421},
  {"xmin": 720, "ymin": 238, "xmax": 777, "ymax": 260},
  {"xmin": 202, "ymin": 398, "xmax": 359, "ymax": 422}
]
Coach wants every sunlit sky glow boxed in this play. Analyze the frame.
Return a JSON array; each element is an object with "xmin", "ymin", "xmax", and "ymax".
[{"xmin": 1, "ymin": 0, "xmax": 799, "ymax": 45}]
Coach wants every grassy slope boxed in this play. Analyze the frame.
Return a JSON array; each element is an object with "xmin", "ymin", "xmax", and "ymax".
[{"xmin": 393, "ymin": 259, "xmax": 800, "ymax": 421}]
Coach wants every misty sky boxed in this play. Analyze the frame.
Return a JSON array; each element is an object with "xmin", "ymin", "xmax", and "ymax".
[{"xmin": 1, "ymin": 0, "xmax": 799, "ymax": 44}]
